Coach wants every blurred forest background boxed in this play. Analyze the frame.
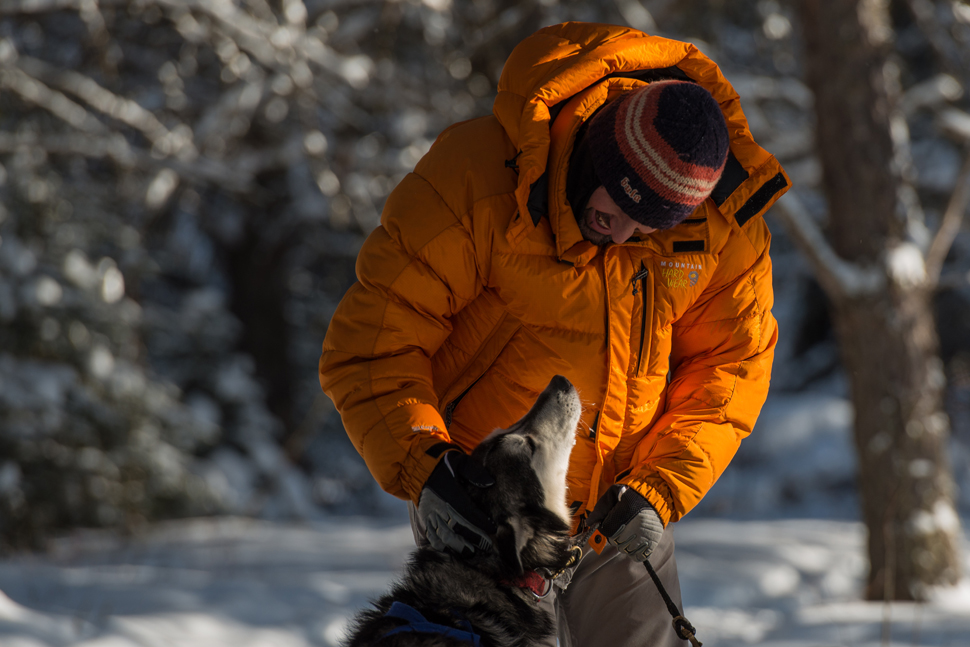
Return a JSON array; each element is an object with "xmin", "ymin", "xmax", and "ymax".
[{"xmin": 0, "ymin": 0, "xmax": 969, "ymax": 594}]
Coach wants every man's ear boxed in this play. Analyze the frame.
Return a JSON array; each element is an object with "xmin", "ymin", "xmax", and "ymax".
[{"xmin": 496, "ymin": 517, "xmax": 533, "ymax": 575}]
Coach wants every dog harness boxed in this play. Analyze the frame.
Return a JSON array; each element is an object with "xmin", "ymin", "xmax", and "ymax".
[{"xmin": 380, "ymin": 602, "xmax": 482, "ymax": 645}]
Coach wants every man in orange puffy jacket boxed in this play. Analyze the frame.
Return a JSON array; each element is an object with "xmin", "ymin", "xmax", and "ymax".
[{"xmin": 320, "ymin": 22, "xmax": 788, "ymax": 646}]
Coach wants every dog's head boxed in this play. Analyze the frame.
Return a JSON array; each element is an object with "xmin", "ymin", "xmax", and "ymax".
[{"xmin": 468, "ymin": 375, "xmax": 580, "ymax": 579}]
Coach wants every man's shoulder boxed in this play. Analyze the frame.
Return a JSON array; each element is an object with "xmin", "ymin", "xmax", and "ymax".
[
  {"xmin": 430, "ymin": 113, "xmax": 510, "ymax": 147},
  {"xmin": 700, "ymin": 200, "xmax": 771, "ymax": 257},
  {"xmin": 411, "ymin": 115, "xmax": 520, "ymax": 219},
  {"xmin": 679, "ymin": 200, "xmax": 771, "ymax": 290},
  {"xmin": 416, "ymin": 115, "xmax": 516, "ymax": 180}
]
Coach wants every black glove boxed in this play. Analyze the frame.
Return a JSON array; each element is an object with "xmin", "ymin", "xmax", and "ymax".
[
  {"xmin": 417, "ymin": 450, "xmax": 497, "ymax": 556},
  {"xmin": 586, "ymin": 484, "xmax": 664, "ymax": 562}
]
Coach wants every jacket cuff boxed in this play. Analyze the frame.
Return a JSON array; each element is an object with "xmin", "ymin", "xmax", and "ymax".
[
  {"xmin": 620, "ymin": 473, "xmax": 674, "ymax": 526},
  {"xmin": 378, "ymin": 402, "xmax": 452, "ymax": 504}
]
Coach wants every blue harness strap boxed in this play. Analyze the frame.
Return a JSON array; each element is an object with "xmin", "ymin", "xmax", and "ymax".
[{"xmin": 380, "ymin": 602, "xmax": 482, "ymax": 646}]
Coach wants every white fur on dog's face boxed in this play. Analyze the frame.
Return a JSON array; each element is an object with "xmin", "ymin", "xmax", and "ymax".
[
  {"xmin": 483, "ymin": 376, "xmax": 580, "ymax": 523},
  {"xmin": 530, "ymin": 387, "xmax": 579, "ymax": 522}
]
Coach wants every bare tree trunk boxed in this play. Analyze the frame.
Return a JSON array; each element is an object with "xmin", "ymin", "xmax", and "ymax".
[
  {"xmin": 799, "ymin": 0, "xmax": 961, "ymax": 600},
  {"xmin": 225, "ymin": 196, "xmax": 296, "ymax": 435}
]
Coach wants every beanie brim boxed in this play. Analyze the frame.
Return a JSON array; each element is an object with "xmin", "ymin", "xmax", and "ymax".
[{"xmin": 587, "ymin": 80, "xmax": 730, "ymax": 230}]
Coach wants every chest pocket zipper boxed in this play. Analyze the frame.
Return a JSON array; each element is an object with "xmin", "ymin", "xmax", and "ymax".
[
  {"xmin": 444, "ymin": 376, "xmax": 482, "ymax": 428},
  {"xmin": 631, "ymin": 261, "xmax": 650, "ymax": 376}
]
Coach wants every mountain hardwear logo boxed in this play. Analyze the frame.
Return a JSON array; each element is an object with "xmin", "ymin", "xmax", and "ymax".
[{"xmin": 659, "ymin": 260, "xmax": 702, "ymax": 289}]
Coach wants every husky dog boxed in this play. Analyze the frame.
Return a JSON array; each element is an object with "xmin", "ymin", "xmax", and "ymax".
[{"xmin": 343, "ymin": 375, "xmax": 581, "ymax": 647}]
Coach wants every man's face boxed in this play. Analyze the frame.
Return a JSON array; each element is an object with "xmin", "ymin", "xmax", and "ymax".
[{"xmin": 577, "ymin": 187, "xmax": 656, "ymax": 246}]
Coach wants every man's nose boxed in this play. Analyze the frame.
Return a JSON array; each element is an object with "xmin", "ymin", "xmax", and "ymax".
[{"xmin": 610, "ymin": 214, "xmax": 639, "ymax": 244}]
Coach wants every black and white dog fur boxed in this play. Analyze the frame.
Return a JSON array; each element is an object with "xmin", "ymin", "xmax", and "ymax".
[{"xmin": 342, "ymin": 375, "xmax": 581, "ymax": 647}]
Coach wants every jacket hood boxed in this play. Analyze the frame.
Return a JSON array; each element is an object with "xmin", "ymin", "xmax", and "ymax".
[{"xmin": 493, "ymin": 22, "xmax": 788, "ymax": 261}]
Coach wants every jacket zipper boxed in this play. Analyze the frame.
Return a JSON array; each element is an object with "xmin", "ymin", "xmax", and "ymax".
[
  {"xmin": 444, "ymin": 376, "xmax": 483, "ymax": 428},
  {"xmin": 631, "ymin": 261, "xmax": 649, "ymax": 376}
]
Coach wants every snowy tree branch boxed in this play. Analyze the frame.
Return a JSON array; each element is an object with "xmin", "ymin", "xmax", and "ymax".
[
  {"xmin": 0, "ymin": 0, "xmax": 120, "ymax": 14},
  {"xmin": 925, "ymin": 146, "xmax": 970, "ymax": 284},
  {"xmin": 772, "ymin": 192, "xmax": 886, "ymax": 300},
  {"xmin": 939, "ymin": 107, "xmax": 970, "ymax": 141},
  {"xmin": 16, "ymin": 53, "xmax": 198, "ymax": 159},
  {"xmin": 899, "ymin": 74, "xmax": 964, "ymax": 116},
  {"xmin": 905, "ymin": 0, "xmax": 970, "ymax": 89},
  {"xmin": 0, "ymin": 131, "xmax": 252, "ymax": 192},
  {"xmin": 0, "ymin": 66, "xmax": 106, "ymax": 133}
]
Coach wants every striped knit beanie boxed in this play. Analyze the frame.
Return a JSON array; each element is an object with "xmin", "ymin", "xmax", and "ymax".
[{"xmin": 587, "ymin": 80, "xmax": 730, "ymax": 229}]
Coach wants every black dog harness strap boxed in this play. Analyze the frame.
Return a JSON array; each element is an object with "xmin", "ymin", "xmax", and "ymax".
[{"xmin": 380, "ymin": 602, "xmax": 482, "ymax": 645}]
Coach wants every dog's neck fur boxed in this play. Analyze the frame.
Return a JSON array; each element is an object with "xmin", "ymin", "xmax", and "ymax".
[{"xmin": 345, "ymin": 548, "xmax": 558, "ymax": 647}]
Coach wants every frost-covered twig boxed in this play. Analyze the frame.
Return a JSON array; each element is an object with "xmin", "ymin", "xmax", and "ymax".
[
  {"xmin": 898, "ymin": 73, "xmax": 963, "ymax": 116},
  {"xmin": 0, "ymin": 67, "xmax": 106, "ymax": 133},
  {"xmin": 925, "ymin": 146, "xmax": 970, "ymax": 283},
  {"xmin": 0, "ymin": 131, "xmax": 251, "ymax": 192},
  {"xmin": 0, "ymin": 130, "xmax": 133, "ymax": 162},
  {"xmin": 939, "ymin": 107, "xmax": 970, "ymax": 141},
  {"xmin": 759, "ymin": 130, "xmax": 814, "ymax": 161},
  {"xmin": 163, "ymin": 0, "xmax": 374, "ymax": 125},
  {"xmin": 730, "ymin": 75, "xmax": 814, "ymax": 111},
  {"xmin": 0, "ymin": 0, "xmax": 123, "ymax": 13},
  {"xmin": 160, "ymin": 0, "xmax": 281, "ymax": 71},
  {"xmin": 194, "ymin": 80, "xmax": 266, "ymax": 144},
  {"xmin": 16, "ymin": 54, "xmax": 198, "ymax": 159},
  {"xmin": 905, "ymin": 0, "xmax": 970, "ymax": 89},
  {"xmin": 614, "ymin": 0, "xmax": 656, "ymax": 32},
  {"xmin": 78, "ymin": 0, "xmax": 109, "ymax": 46},
  {"xmin": 772, "ymin": 192, "xmax": 886, "ymax": 299}
]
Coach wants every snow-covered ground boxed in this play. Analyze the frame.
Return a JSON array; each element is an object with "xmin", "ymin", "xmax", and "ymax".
[
  {"xmin": 1, "ymin": 515, "xmax": 968, "ymax": 647},
  {"xmin": 1, "ymin": 390, "xmax": 968, "ymax": 646}
]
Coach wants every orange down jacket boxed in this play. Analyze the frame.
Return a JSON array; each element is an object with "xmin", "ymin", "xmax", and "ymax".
[{"xmin": 319, "ymin": 22, "xmax": 789, "ymax": 527}]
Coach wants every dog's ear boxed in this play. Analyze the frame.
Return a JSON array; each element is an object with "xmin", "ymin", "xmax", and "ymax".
[{"xmin": 496, "ymin": 517, "xmax": 533, "ymax": 575}]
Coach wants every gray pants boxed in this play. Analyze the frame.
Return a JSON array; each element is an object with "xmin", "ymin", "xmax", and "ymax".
[{"xmin": 407, "ymin": 503, "xmax": 686, "ymax": 647}]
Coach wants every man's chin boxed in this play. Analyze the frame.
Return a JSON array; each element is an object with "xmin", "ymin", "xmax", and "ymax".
[{"xmin": 577, "ymin": 216, "xmax": 612, "ymax": 246}]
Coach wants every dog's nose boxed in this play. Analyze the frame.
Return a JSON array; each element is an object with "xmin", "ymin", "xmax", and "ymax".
[{"xmin": 549, "ymin": 375, "xmax": 573, "ymax": 392}]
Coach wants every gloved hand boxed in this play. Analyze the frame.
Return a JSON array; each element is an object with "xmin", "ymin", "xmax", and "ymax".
[
  {"xmin": 586, "ymin": 484, "xmax": 664, "ymax": 562},
  {"xmin": 417, "ymin": 450, "xmax": 497, "ymax": 556}
]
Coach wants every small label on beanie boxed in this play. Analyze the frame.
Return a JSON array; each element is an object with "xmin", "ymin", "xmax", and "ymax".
[{"xmin": 620, "ymin": 177, "xmax": 641, "ymax": 203}]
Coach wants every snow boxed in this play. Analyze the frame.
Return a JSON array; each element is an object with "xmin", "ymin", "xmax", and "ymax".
[
  {"xmin": 0, "ymin": 517, "xmax": 412, "ymax": 647},
  {"xmin": 909, "ymin": 500, "xmax": 962, "ymax": 537},
  {"xmin": 1, "ymin": 516, "xmax": 968, "ymax": 647},
  {"xmin": 885, "ymin": 241, "xmax": 927, "ymax": 289},
  {"xmin": 1, "ymin": 388, "xmax": 969, "ymax": 646},
  {"xmin": 694, "ymin": 391, "xmax": 860, "ymax": 519}
]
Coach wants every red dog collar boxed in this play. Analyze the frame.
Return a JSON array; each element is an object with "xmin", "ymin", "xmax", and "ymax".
[{"xmin": 502, "ymin": 570, "xmax": 552, "ymax": 599}]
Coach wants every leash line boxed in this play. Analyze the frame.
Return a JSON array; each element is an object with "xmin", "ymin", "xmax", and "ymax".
[
  {"xmin": 576, "ymin": 523, "xmax": 703, "ymax": 645},
  {"xmin": 643, "ymin": 558, "xmax": 702, "ymax": 647}
]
